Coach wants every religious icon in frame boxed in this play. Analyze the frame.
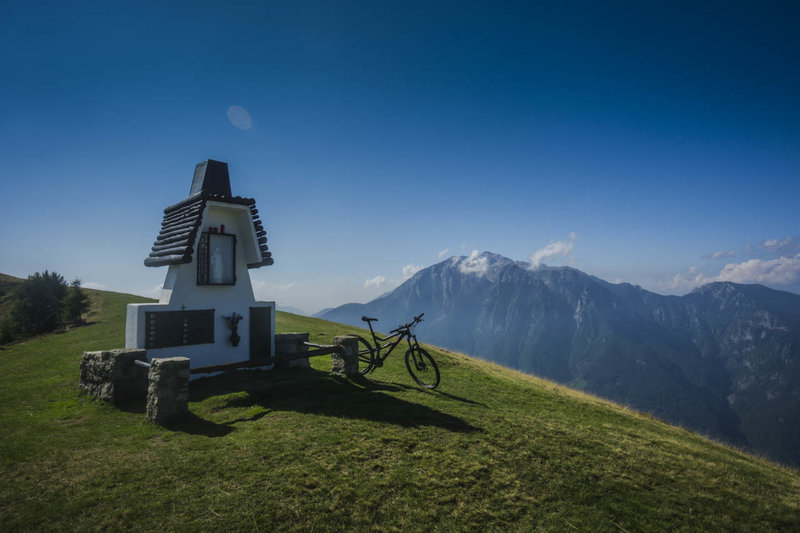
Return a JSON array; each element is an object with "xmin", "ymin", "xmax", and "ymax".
[{"xmin": 197, "ymin": 231, "xmax": 236, "ymax": 285}]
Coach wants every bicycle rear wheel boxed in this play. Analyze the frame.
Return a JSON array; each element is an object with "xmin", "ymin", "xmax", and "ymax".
[
  {"xmin": 405, "ymin": 347, "xmax": 440, "ymax": 389},
  {"xmin": 354, "ymin": 335, "xmax": 375, "ymax": 375}
]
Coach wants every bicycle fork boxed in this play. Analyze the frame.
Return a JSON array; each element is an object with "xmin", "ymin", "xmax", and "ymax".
[{"xmin": 408, "ymin": 337, "xmax": 425, "ymax": 370}]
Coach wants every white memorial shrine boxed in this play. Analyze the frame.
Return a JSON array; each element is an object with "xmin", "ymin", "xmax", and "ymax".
[{"xmin": 126, "ymin": 160, "xmax": 275, "ymax": 369}]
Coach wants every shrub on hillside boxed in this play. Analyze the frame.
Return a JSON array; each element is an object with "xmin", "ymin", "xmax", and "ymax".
[
  {"xmin": 0, "ymin": 272, "xmax": 91, "ymax": 344},
  {"xmin": 6, "ymin": 271, "xmax": 68, "ymax": 340}
]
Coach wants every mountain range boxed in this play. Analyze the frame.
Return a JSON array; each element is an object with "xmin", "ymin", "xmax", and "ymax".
[{"xmin": 320, "ymin": 252, "xmax": 800, "ymax": 466}]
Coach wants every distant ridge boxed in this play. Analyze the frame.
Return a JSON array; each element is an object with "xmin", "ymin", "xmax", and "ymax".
[
  {"xmin": 312, "ymin": 307, "xmax": 334, "ymax": 318},
  {"xmin": 276, "ymin": 305, "xmax": 309, "ymax": 316},
  {"xmin": 320, "ymin": 252, "xmax": 800, "ymax": 466}
]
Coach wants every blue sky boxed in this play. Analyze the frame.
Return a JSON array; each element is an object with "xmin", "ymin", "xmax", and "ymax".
[{"xmin": 2, "ymin": 1, "xmax": 799, "ymax": 313}]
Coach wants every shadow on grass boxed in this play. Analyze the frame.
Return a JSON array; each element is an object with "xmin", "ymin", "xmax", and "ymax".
[
  {"xmin": 360, "ymin": 378, "xmax": 486, "ymax": 407},
  {"xmin": 115, "ymin": 399, "xmax": 146, "ymax": 414},
  {"xmin": 430, "ymin": 389, "xmax": 486, "ymax": 407},
  {"xmin": 189, "ymin": 368, "xmax": 481, "ymax": 434},
  {"xmin": 162, "ymin": 412, "xmax": 233, "ymax": 437},
  {"xmin": 108, "ymin": 396, "xmax": 234, "ymax": 437}
]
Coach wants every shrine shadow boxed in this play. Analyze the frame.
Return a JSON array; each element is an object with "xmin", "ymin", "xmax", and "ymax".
[
  {"xmin": 162, "ymin": 412, "xmax": 233, "ymax": 437},
  {"xmin": 115, "ymin": 399, "xmax": 146, "ymax": 414},
  {"xmin": 188, "ymin": 368, "xmax": 481, "ymax": 434},
  {"xmin": 112, "ymin": 396, "xmax": 234, "ymax": 437}
]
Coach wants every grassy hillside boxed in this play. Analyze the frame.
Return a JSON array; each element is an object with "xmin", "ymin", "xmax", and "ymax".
[
  {"xmin": 0, "ymin": 272, "xmax": 23, "ymax": 293},
  {"xmin": 0, "ymin": 272, "xmax": 23, "ymax": 324},
  {"xmin": 1, "ymin": 289, "xmax": 799, "ymax": 531}
]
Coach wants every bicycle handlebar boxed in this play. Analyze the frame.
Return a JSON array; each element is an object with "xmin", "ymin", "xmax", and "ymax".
[{"xmin": 390, "ymin": 313, "xmax": 425, "ymax": 334}]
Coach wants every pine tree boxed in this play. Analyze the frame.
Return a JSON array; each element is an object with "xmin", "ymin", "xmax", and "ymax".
[{"xmin": 62, "ymin": 278, "xmax": 90, "ymax": 326}]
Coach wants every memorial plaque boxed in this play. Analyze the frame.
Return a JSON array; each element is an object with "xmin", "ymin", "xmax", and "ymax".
[{"xmin": 145, "ymin": 310, "xmax": 215, "ymax": 349}]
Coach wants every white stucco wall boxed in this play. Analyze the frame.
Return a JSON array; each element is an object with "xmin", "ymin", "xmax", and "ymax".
[{"xmin": 126, "ymin": 202, "xmax": 275, "ymax": 371}]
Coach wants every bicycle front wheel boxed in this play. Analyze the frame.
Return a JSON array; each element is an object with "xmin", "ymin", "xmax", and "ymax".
[
  {"xmin": 405, "ymin": 347, "xmax": 440, "ymax": 389},
  {"xmin": 354, "ymin": 335, "xmax": 375, "ymax": 375}
]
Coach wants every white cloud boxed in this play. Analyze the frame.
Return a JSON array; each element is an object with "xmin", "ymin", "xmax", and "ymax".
[
  {"xmin": 253, "ymin": 280, "xmax": 297, "ymax": 292},
  {"xmin": 140, "ymin": 284, "xmax": 163, "ymax": 299},
  {"xmin": 364, "ymin": 275, "xmax": 389, "ymax": 289},
  {"xmin": 459, "ymin": 250, "xmax": 489, "ymax": 275},
  {"xmin": 762, "ymin": 237, "xmax": 799, "ymax": 255},
  {"xmin": 364, "ymin": 262, "xmax": 429, "ymax": 291},
  {"xmin": 661, "ymin": 266, "xmax": 712, "ymax": 292},
  {"xmin": 82, "ymin": 281, "xmax": 105, "ymax": 290},
  {"xmin": 716, "ymin": 255, "xmax": 800, "ymax": 285},
  {"xmin": 530, "ymin": 233, "xmax": 577, "ymax": 268},
  {"xmin": 227, "ymin": 105, "xmax": 253, "ymax": 130},
  {"xmin": 437, "ymin": 248, "xmax": 451, "ymax": 260},
  {"xmin": 704, "ymin": 249, "xmax": 737, "ymax": 260},
  {"xmin": 402, "ymin": 264, "xmax": 423, "ymax": 280},
  {"xmin": 663, "ymin": 254, "xmax": 800, "ymax": 293}
]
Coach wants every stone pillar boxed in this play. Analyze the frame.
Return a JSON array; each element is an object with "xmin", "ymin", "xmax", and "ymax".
[
  {"xmin": 146, "ymin": 357, "xmax": 190, "ymax": 424},
  {"xmin": 79, "ymin": 349, "xmax": 147, "ymax": 404},
  {"xmin": 332, "ymin": 336, "xmax": 359, "ymax": 377},
  {"xmin": 275, "ymin": 332, "xmax": 311, "ymax": 369}
]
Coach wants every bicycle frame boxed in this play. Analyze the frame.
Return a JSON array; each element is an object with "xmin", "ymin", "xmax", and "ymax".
[{"xmin": 363, "ymin": 320, "xmax": 419, "ymax": 367}]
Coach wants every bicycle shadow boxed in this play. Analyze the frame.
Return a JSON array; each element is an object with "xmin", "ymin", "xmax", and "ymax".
[
  {"xmin": 189, "ymin": 368, "xmax": 481, "ymax": 434},
  {"xmin": 360, "ymin": 378, "xmax": 487, "ymax": 407}
]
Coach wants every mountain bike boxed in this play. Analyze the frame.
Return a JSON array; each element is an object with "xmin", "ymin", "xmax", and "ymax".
[{"xmin": 356, "ymin": 313, "xmax": 440, "ymax": 389}]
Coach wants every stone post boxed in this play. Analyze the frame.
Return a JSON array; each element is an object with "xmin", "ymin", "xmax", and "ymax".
[
  {"xmin": 79, "ymin": 349, "xmax": 147, "ymax": 404},
  {"xmin": 275, "ymin": 332, "xmax": 311, "ymax": 369},
  {"xmin": 146, "ymin": 357, "xmax": 190, "ymax": 424},
  {"xmin": 332, "ymin": 336, "xmax": 359, "ymax": 377}
]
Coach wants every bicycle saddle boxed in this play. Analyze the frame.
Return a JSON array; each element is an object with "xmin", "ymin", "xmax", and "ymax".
[{"xmin": 361, "ymin": 316, "xmax": 378, "ymax": 322}]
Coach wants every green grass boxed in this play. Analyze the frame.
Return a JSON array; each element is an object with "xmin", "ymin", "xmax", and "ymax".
[{"xmin": 1, "ymin": 289, "xmax": 799, "ymax": 531}]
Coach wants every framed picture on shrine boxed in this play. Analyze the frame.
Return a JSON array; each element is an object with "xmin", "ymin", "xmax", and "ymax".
[{"xmin": 197, "ymin": 232, "xmax": 236, "ymax": 285}]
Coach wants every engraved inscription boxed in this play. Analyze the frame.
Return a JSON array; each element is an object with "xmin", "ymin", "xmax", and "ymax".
[{"xmin": 145, "ymin": 310, "xmax": 215, "ymax": 349}]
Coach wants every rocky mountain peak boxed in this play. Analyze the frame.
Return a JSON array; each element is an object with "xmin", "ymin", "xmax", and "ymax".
[{"xmin": 439, "ymin": 251, "xmax": 526, "ymax": 284}]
